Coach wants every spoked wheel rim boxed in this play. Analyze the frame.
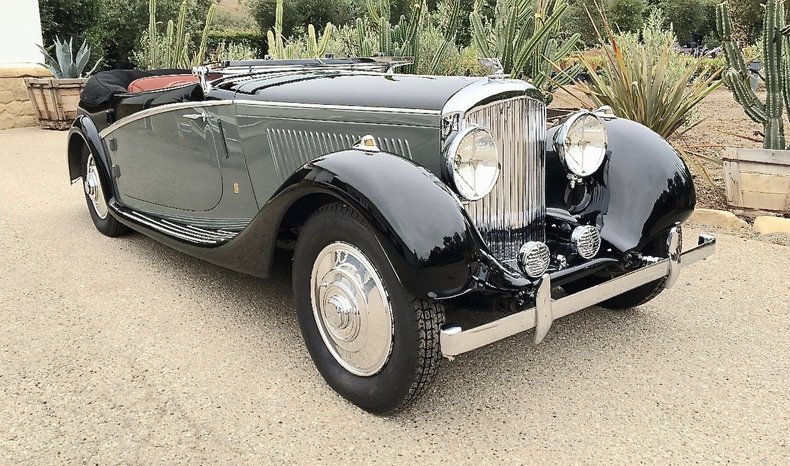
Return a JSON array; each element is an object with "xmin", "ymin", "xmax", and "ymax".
[
  {"xmin": 84, "ymin": 153, "xmax": 108, "ymax": 220},
  {"xmin": 310, "ymin": 241, "xmax": 394, "ymax": 376}
]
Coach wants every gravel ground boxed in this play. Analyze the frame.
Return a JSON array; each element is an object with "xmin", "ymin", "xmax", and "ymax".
[{"xmin": 1, "ymin": 128, "xmax": 789, "ymax": 464}]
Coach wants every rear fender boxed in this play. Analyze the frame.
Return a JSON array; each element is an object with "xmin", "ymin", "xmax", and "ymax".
[{"xmin": 67, "ymin": 115, "xmax": 112, "ymax": 191}]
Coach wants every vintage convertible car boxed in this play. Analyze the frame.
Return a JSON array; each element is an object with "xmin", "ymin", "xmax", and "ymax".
[{"xmin": 67, "ymin": 58, "xmax": 715, "ymax": 413}]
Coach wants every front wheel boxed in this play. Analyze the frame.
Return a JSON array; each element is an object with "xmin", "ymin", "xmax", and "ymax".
[{"xmin": 292, "ymin": 203, "xmax": 444, "ymax": 414}]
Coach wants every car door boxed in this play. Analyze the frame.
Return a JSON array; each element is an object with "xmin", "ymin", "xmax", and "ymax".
[{"xmin": 103, "ymin": 103, "xmax": 229, "ymax": 215}]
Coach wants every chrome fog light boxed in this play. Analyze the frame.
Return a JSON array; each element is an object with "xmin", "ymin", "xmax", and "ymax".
[
  {"xmin": 571, "ymin": 225, "xmax": 601, "ymax": 259},
  {"xmin": 518, "ymin": 241, "xmax": 550, "ymax": 278}
]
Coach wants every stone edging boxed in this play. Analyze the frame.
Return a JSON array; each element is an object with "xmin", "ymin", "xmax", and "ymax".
[{"xmin": 689, "ymin": 208, "xmax": 790, "ymax": 235}]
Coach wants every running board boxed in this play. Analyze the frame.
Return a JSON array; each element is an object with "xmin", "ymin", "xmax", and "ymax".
[{"xmin": 112, "ymin": 205, "xmax": 238, "ymax": 245}]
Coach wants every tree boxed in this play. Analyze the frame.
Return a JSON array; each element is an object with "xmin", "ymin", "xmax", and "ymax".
[
  {"xmin": 726, "ymin": 0, "xmax": 763, "ymax": 43},
  {"xmin": 564, "ymin": 0, "xmax": 647, "ymax": 45},
  {"xmin": 248, "ymin": 0, "xmax": 357, "ymax": 37},
  {"xmin": 38, "ymin": 0, "xmax": 102, "ymax": 45},
  {"xmin": 655, "ymin": 0, "xmax": 708, "ymax": 45}
]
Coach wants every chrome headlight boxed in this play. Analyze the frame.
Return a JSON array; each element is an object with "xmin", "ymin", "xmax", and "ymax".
[
  {"xmin": 446, "ymin": 126, "xmax": 500, "ymax": 201},
  {"xmin": 554, "ymin": 111, "xmax": 608, "ymax": 177}
]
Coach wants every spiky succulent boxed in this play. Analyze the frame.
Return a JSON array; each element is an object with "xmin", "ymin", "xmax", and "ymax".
[{"xmin": 37, "ymin": 37, "xmax": 102, "ymax": 79}]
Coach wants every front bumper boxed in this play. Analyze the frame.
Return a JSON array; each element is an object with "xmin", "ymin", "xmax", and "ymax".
[{"xmin": 440, "ymin": 228, "xmax": 716, "ymax": 357}]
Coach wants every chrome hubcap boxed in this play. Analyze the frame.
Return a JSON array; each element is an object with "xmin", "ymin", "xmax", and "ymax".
[
  {"xmin": 310, "ymin": 242, "xmax": 393, "ymax": 376},
  {"xmin": 84, "ymin": 154, "xmax": 108, "ymax": 219}
]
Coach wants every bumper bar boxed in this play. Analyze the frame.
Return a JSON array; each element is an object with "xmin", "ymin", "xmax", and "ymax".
[{"xmin": 440, "ymin": 229, "xmax": 716, "ymax": 357}]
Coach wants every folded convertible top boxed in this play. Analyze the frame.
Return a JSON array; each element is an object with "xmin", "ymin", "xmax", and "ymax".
[{"xmin": 80, "ymin": 69, "xmax": 190, "ymax": 108}]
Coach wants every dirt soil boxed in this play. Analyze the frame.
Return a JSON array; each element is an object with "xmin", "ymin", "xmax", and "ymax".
[{"xmin": 550, "ymin": 86, "xmax": 765, "ymax": 211}]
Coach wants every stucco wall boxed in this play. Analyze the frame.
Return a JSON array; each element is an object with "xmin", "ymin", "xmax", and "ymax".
[
  {"xmin": 0, "ymin": 67, "xmax": 51, "ymax": 130},
  {"xmin": 1, "ymin": 0, "xmax": 44, "ymax": 66},
  {"xmin": 1, "ymin": 0, "xmax": 47, "ymax": 129}
]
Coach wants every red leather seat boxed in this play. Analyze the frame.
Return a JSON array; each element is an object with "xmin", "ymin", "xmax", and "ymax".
[{"xmin": 127, "ymin": 74, "xmax": 200, "ymax": 93}]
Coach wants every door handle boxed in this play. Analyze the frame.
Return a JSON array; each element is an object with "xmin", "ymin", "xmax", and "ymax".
[{"xmin": 182, "ymin": 112, "xmax": 206, "ymax": 121}]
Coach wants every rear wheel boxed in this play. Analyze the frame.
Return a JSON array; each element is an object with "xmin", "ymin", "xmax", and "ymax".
[
  {"xmin": 292, "ymin": 203, "xmax": 444, "ymax": 414},
  {"xmin": 563, "ymin": 230, "xmax": 674, "ymax": 310},
  {"xmin": 81, "ymin": 147, "xmax": 128, "ymax": 237}
]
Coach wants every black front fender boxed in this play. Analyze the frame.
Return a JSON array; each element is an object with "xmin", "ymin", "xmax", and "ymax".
[
  {"xmin": 546, "ymin": 117, "xmax": 696, "ymax": 254},
  {"xmin": 173, "ymin": 149, "xmax": 539, "ymax": 298},
  {"xmin": 264, "ymin": 149, "xmax": 483, "ymax": 299}
]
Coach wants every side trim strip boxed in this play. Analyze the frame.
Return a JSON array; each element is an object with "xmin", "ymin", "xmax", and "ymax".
[
  {"xmin": 234, "ymin": 99, "xmax": 442, "ymax": 116},
  {"xmin": 99, "ymin": 101, "xmax": 233, "ymax": 138}
]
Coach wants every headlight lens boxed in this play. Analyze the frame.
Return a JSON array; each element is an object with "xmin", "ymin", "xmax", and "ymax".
[
  {"xmin": 447, "ymin": 126, "xmax": 500, "ymax": 201},
  {"xmin": 554, "ymin": 112, "xmax": 608, "ymax": 177}
]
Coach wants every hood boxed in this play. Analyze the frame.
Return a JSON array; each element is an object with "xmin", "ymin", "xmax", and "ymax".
[{"xmin": 217, "ymin": 71, "xmax": 479, "ymax": 112}]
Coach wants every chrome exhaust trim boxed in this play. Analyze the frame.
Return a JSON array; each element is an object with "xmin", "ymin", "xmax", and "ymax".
[{"xmin": 440, "ymin": 230, "xmax": 716, "ymax": 357}]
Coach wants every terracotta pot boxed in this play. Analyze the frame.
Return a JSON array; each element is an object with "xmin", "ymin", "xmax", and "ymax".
[
  {"xmin": 23, "ymin": 77, "xmax": 87, "ymax": 130},
  {"xmin": 723, "ymin": 148, "xmax": 790, "ymax": 214}
]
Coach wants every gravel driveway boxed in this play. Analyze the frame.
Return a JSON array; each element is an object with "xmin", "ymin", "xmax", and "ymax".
[{"xmin": 1, "ymin": 128, "xmax": 788, "ymax": 464}]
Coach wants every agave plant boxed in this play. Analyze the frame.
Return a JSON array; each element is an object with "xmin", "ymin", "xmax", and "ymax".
[
  {"xmin": 37, "ymin": 37, "xmax": 102, "ymax": 79},
  {"xmin": 576, "ymin": 9, "xmax": 721, "ymax": 139}
]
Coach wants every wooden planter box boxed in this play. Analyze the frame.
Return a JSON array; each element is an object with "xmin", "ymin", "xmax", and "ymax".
[
  {"xmin": 723, "ymin": 148, "xmax": 790, "ymax": 214},
  {"xmin": 23, "ymin": 77, "xmax": 87, "ymax": 130}
]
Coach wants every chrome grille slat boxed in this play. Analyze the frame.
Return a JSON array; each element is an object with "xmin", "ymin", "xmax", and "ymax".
[{"xmin": 463, "ymin": 96, "xmax": 546, "ymax": 261}]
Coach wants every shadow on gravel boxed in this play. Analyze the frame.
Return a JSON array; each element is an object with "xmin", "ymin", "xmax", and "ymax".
[{"xmin": 101, "ymin": 225, "xmax": 670, "ymax": 420}]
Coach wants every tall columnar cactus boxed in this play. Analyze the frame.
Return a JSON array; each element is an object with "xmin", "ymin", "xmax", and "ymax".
[
  {"xmin": 360, "ymin": 0, "xmax": 461, "ymax": 74},
  {"xmin": 470, "ymin": 0, "xmax": 581, "ymax": 99},
  {"xmin": 140, "ymin": 0, "xmax": 216, "ymax": 69},
  {"xmin": 716, "ymin": 0, "xmax": 787, "ymax": 149},
  {"xmin": 266, "ymin": 0, "xmax": 333, "ymax": 59}
]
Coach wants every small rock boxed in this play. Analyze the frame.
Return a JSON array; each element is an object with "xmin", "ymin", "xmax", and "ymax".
[
  {"xmin": 688, "ymin": 208, "xmax": 749, "ymax": 230},
  {"xmin": 753, "ymin": 216, "xmax": 790, "ymax": 235}
]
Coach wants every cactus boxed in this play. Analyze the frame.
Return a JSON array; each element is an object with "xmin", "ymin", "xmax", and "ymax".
[
  {"xmin": 470, "ymin": 0, "xmax": 580, "ymax": 98},
  {"xmin": 137, "ymin": 0, "xmax": 216, "ymax": 69},
  {"xmin": 266, "ymin": 0, "xmax": 333, "ymax": 59},
  {"xmin": 716, "ymin": 0, "xmax": 787, "ymax": 149},
  {"xmin": 360, "ymin": 0, "xmax": 461, "ymax": 74}
]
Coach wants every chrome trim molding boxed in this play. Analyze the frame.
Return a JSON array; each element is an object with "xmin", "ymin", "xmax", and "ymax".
[
  {"xmin": 235, "ymin": 99, "xmax": 441, "ymax": 116},
  {"xmin": 113, "ymin": 206, "xmax": 237, "ymax": 245},
  {"xmin": 441, "ymin": 78, "xmax": 542, "ymax": 116},
  {"xmin": 99, "ymin": 101, "xmax": 233, "ymax": 138},
  {"xmin": 439, "ymin": 231, "xmax": 716, "ymax": 357}
]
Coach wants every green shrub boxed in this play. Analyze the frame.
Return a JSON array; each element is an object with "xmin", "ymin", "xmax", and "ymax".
[
  {"xmin": 39, "ymin": 0, "xmax": 101, "ymax": 45},
  {"xmin": 208, "ymin": 29, "xmax": 266, "ymax": 57},
  {"xmin": 655, "ymin": 0, "xmax": 711, "ymax": 45},
  {"xmin": 248, "ymin": 0, "xmax": 357, "ymax": 38},
  {"xmin": 207, "ymin": 40, "xmax": 259, "ymax": 62},
  {"xmin": 578, "ymin": 8, "xmax": 722, "ymax": 138},
  {"xmin": 564, "ymin": 0, "xmax": 647, "ymax": 45},
  {"xmin": 133, "ymin": 0, "xmax": 217, "ymax": 69},
  {"xmin": 63, "ymin": 0, "xmax": 216, "ymax": 69}
]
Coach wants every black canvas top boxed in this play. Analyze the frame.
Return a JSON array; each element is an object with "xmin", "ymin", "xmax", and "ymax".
[{"xmin": 80, "ymin": 69, "xmax": 191, "ymax": 108}]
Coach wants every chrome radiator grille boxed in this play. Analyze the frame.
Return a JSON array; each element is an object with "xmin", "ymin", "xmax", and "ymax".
[{"xmin": 463, "ymin": 96, "xmax": 546, "ymax": 261}]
